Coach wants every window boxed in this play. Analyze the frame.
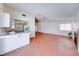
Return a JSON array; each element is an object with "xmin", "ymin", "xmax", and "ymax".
[{"xmin": 60, "ymin": 23, "xmax": 72, "ymax": 31}]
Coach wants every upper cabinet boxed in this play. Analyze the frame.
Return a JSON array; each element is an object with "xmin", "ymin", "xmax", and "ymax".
[
  {"xmin": 0, "ymin": 12, "xmax": 10, "ymax": 27},
  {"xmin": 0, "ymin": 3, "xmax": 3, "ymax": 12},
  {"xmin": 0, "ymin": 4, "xmax": 10, "ymax": 27}
]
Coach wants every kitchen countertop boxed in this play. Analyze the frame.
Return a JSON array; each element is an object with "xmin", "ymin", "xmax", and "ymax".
[{"xmin": 0, "ymin": 32, "xmax": 29, "ymax": 38}]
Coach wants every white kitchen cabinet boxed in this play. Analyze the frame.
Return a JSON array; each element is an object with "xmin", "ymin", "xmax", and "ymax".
[
  {"xmin": 0, "ymin": 12, "xmax": 10, "ymax": 27},
  {"xmin": 18, "ymin": 33, "xmax": 29, "ymax": 45},
  {"xmin": 3, "ymin": 35, "xmax": 19, "ymax": 53},
  {"xmin": 0, "ymin": 33, "xmax": 29, "ymax": 55},
  {"xmin": 0, "ymin": 3, "xmax": 3, "ymax": 12},
  {"xmin": 0, "ymin": 35, "xmax": 18, "ymax": 54}
]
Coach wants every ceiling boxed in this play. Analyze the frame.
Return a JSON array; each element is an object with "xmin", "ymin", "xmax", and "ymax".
[{"xmin": 4, "ymin": 3, "xmax": 79, "ymax": 20}]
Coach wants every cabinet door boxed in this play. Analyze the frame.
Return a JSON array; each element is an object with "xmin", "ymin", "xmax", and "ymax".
[
  {"xmin": 0, "ymin": 3, "xmax": 3, "ymax": 11},
  {"xmin": 18, "ymin": 33, "xmax": 29, "ymax": 46},
  {"xmin": 0, "ymin": 12, "xmax": 10, "ymax": 27},
  {"xmin": 3, "ymin": 35, "xmax": 19, "ymax": 52}
]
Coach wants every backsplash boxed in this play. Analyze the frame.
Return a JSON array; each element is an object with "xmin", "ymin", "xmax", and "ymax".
[{"xmin": 4, "ymin": 19, "xmax": 30, "ymax": 33}]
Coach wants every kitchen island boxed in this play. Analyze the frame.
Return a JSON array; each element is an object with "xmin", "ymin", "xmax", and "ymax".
[{"xmin": 0, "ymin": 32, "xmax": 29, "ymax": 55}]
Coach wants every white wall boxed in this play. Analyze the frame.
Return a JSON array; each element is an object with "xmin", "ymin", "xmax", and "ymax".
[
  {"xmin": 72, "ymin": 7, "xmax": 79, "ymax": 32},
  {"xmin": 0, "ymin": 3, "xmax": 6, "ymax": 34},
  {"xmin": 74, "ymin": 7, "xmax": 79, "ymax": 52},
  {"xmin": 72, "ymin": 20, "xmax": 79, "ymax": 31},
  {"xmin": 37, "ymin": 20, "xmax": 72, "ymax": 36},
  {"xmin": 3, "ymin": 5, "xmax": 35, "ymax": 37}
]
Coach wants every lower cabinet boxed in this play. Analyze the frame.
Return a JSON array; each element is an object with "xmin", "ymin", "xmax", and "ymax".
[
  {"xmin": 0, "ymin": 33, "xmax": 29, "ymax": 55},
  {"xmin": 18, "ymin": 33, "xmax": 29, "ymax": 47}
]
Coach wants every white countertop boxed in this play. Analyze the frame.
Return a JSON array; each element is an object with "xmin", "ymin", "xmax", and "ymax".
[{"xmin": 0, "ymin": 32, "xmax": 29, "ymax": 38}]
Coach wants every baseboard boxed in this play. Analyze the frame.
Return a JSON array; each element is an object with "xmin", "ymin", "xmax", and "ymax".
[{"xmin": 36, "ymin": 31, "xmax": 69, "ymax": 37}]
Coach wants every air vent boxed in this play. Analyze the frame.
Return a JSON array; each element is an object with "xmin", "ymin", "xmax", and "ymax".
[{"xmin": 22, "ymin": 14, "xmax": 26, "ymax": 17}]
